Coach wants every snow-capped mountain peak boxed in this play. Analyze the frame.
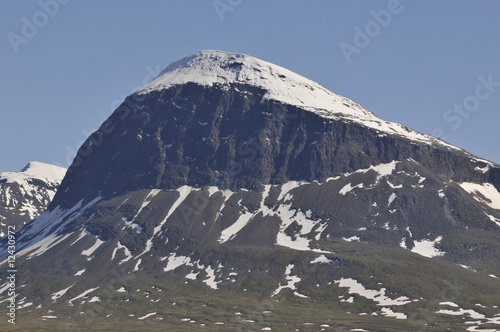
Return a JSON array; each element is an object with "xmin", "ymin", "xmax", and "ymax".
[
  {"xmin": 138, "ymin": 50, "xmax": 470, "ymax": 155},
  {"xmin": 0, "ymin": 162, "xmax": 66, "ymax": 234},
  {"xmin": 139, "ymin": 50, "xmax": 371, "ymax": 117},
  {"xmin": 1, "ymin": 161, "xmax": 66, "ymax": 184},
  {"xmin": 20, "ymin": 161, "xmax": 67, "ymax": 181},
  {"xmin": 139, "ymin": 50, "xmax": 349, "ymax": 112}
]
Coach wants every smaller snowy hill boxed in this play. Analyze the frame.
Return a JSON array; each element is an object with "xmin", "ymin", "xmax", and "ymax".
[{"xmin": 0, "ymin": 161, "xmax": 66, "ymax": 236}]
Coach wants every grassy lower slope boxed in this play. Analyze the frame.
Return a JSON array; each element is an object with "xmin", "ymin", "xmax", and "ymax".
[{"xmin": 1, "ymin": 242, "xmax": 498, "ymax": 332}]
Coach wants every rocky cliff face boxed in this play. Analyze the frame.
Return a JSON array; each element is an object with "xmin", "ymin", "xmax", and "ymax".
[
  {"xmin": 2, "ymin": 51, "xmax": 499, "ymax": 331},
  {"xmin": 0, "ymin": 161, "xmax": 66, "ymax": 236},
  {"xmin": 53, "ymin": 82, "xmax": 498, "ymax": 210}
]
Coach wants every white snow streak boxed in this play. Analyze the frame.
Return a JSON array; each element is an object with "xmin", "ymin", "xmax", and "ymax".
[
  {"xmin": 81, "ymin": 238, "xmax": 105, "ymax": 257},
  {"xmin": 51, "ymin": 284, "xmax": 75, "ymax": 302},
  {"xmin": 74, "ymin": 269, "xmax": 85, "ymax": 276},
  {"xmin": 339, "ymin": 183, "xmax": 364, "ymax": 195},
  {"xmin": 335, "ymin": 278, "xmax": 414, "ymax": 306},
  {"xmin": 138, "ymin": 312, "xmax": 157, "ymax": 320},
  {"xmin": 68, "ymin": 287, "xmax": 99, "ymax": 306}
]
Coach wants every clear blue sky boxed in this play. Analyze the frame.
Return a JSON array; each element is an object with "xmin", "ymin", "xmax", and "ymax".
[{"xmin": 1, "ymin": 0, "xmax": 499, "ymax": 172}]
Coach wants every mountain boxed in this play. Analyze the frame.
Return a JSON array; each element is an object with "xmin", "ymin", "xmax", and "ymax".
[
  {"xmin": 0, "ymin": 161, "xmax": 66, "ymax": 236},
  {"xmin": 1, "ymin": 50, "xmax": 499, "ymax": 332}
]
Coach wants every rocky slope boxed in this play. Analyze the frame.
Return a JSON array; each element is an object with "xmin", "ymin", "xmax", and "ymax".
[{"xmin": 1, "ymin": 51, "xmax": 499, "ymax": 331}]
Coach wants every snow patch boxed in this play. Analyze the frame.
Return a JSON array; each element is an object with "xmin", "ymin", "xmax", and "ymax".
[
  {"xmin": 133, "ymin": 258, "xmax": 142, "ymax": 272},
  {"xmin": 277, "ymin": 181, "xmax": 304, "ymax": 201},
  {"xmin": 139, "ymin": 186, "xmax": 193, "ymax": 257},
  {"xmin": 219, "ymin": 184, "xmax": 299, "ymax": 244},
  {"xmin": 69, "ymin": 229, "xmax": 91, "ymax": 246},
  {"xmin": 206, "ymin": 186, "xmax": 218, "ymax": 196},
  {"xmin": 163, "ymin": 253, "xmax": 192, "ymax": 272},
  {"xmin": 51, "ymin": 284, "xmax": 75, "ymax": 302},
  {"xmin": 400, "ymin": 237, "xmax": 408, "ymax": 249},
  {"xmin": 387, "ymin": 180, "xmax": 403, "ymax": 189},
  {"xmin": 74, "ymin": 269, "xmax": 85, "ymax": 276},
  {"xmin": 411, "ymin": 236, "xmax": 445, "ymax": 258},
  {"xmin": 342, "ymin": 236, "xmax": 360, "ymax": 242},
  {"xmin": 275, "ymin": 203, "xmax": 327, "ymax": 252},
  {"xmin": 484, "ymin": 212, "xmax": 500, "ymax": 227},
  {"xmin": 111, "ymin": 241, "xmax": 133, "ymax": 264},
  {"xmin": 387, "ymin": 193, "xmax": 397, "ymax": 207},
  {"xmin": 440, "ymin": 301, "xmax": 459, "ymax": 307},
  {"xmin": 380, "ymin": 307, "xmax": 407, "ymax": 320},
  {"xmin": 272, "ymin": 264, "xmax": 302, "ymax": 297},
  {"xmin": 335, "ymin": 278, "xmax": 414, "ymax": 306},
  {"xmin": 218, "ymin": 206, "xmax": 253, "ymax": 243},
  {"xmin": 138, "ymin": 312, "xmax": 157, "ymax": 320},
  {"xmin": 24, "ymin": 232, "xmax": 72, "ymax": 260},
  {"xmin": 68, "ymin": 287, "xmax": 99, "ymax": 306},
  {"xmin": 153, "ymin": 186, "xmax": 192, "ymax": 236},
  {"xmin": 310, "ymin": 255, "xmax": 331, "ymax": 264},
  {"xmin": 369, "ymin": 161, "xmax": 398, "ymax": 183},
  {"xmin": 458, "ymin": 182, "xmax": 500, "ymax": 210},
  {"xmin": 81, "ymin": 238, "xmax": 105, "ymax": 257},
  {"xmin": 203, "ymin": 266, "xmax": 220, "ymax": 289},
  {"xmin": 475, "ymin": 165, "xmax": 490, "ymax": 173},
  {"xmin": 436, "ymin": 308, "xmax": 485, "ymax": 319},
  {"xmin": 129, "ymin": 189, "xmax": 161, "ymax": 223},
  {"xmin": 339, "ymin": 183, "xmax": 364, "ymax": 195}
]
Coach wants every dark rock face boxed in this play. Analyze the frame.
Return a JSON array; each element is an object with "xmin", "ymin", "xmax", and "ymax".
[{"xmin": 52, "ymin": 83, "xmax": 498, "ymax": 211}]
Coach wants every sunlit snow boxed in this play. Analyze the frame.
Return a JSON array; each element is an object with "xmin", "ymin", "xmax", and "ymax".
[
  {"xmin": 335, "ymin": 277, "xmax": 414, "ymax": 306},
  {"xmin": 458, "ymin": 182, "xmax": 500, "ymax": 210},
  {"xmin": 411, "ymin": 236, "xmax": 445, "ymax": 258},
  {"xmin": 271, "ymin": 264, "xmax": 302, "ymax": 297},
  {"xmin": 51, "ymin": 284, "xmax": 75, "ymax": 302}
]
